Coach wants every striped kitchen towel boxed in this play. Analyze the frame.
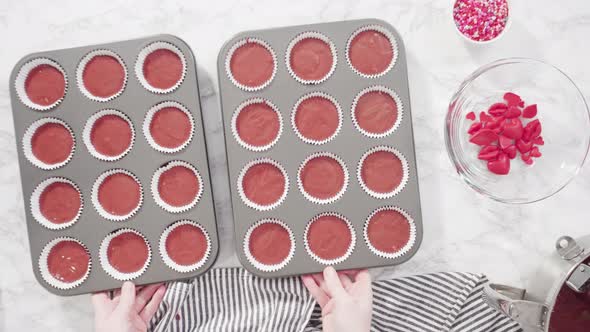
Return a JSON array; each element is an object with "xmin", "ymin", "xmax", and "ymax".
[{"xmin": 148, "ymin": 268, "xmax": 522, "ymax": 332}]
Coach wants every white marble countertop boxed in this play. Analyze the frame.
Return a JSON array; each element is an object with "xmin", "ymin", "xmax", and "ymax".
[{"xmin": 2, "ymin": 0, "xmax": 590, "ymax": 330}]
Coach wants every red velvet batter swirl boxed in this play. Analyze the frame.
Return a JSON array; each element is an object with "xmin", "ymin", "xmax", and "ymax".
[
  {"xmin": 47, "ymin": 240, "xmax": 90, "ymax": 283},
  {"xmin": 300, "ymin": 155, "xmax": 345, "ymax": 200},
  {"xmin": 82, "ymin": 55, "xmax": 125, "ymax": 98},
  {"xmin": 165, "ymin": 223, "xmax": 208, "ymax": 266},
  {"xmin": 367, "ymin": 209, "xmax": 411, "ymax": 254},
  {"xmin": 295, "ymin": 96, "xmax": 339, "ymax": 142},
  {"xmin": 106, "ymin": 231, "xmax": 149, "ymax": 274},
  {"xmin": 349, "ymin": 30, "xmax": 394, "ymax": 75},
  {"xmin": 361, "ymin": 150, "xmax": 404, "ymax": 194},
  {"xmin": 25, "ymin": 64, "xmax": 65, "ymax": 106},
  {"xmin": 354, "ymin": 90, "xmax": 398, "ymax": 135},
  {"xmin": 143, "ymin": 49, "xmax": 183, "ymax": 90},
  {"xmin": 236, "ymin": 102, "xmax": 280, "ymax": 148},
  {"xmin": 248, "ymin": 222, "xmax": 292, "ymax": 265},
  {"xmin": 242, "ymin": 163, "xmax": 285, "ymax": 207},
  {"xmin": 290, "ymin": 37, "xmax": 333, "ymax": 81},
  {"xmin": 307, "ymin": 215, "xmax": 352, "ymax": 260},
  {"xmin": 31, "ymin": 122, "xmax": 74, "ymax": 165},
  {"xmin": 157, "ymin": 165, "xmax": 200, "ymax": 207},
  {"xmin": 90, "ymin": 114, "xmax": 132, "ymax": 157},
  {"xmin": 149, "ymin": 107, "xmax": 192, "ymax": 149},
  {"xmin": 97, "ymin": 173, "xmax": 141, "ymax": 216},
  {"xmin": 229, "ymin": 41, "xmax": 274, "ymax": 88},
  {"xmin": 40, "ymin": 182, "xmax": 81, "ymax": 224}
]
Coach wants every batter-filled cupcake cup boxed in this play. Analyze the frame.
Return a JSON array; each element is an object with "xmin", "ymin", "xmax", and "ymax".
[
  {"xmin": 151, "ymin": 161, "xmax": 203, "ymax": 213},
  {"xmin": 243, "ymin": 219, "xmax": 295, "ymax": 272},
  {"xmin": 135, "ymin": 41, "xmax": 187, "ymax": 94},
  {"xmin": 297, "ymin": 152, "xmax": 348, "ymax": 204},
  {"xmin": 92, "ymin": 169, "xmax": 143, "ymax": 221},
  {"xmin": 38, "ymin": 237, "xmax": 91, "ymax": 290},
  {"xmin": 286, "ymin": 31, "xmax": 337, "ymax": 85},
  {"xmin": 351, "ymin": 86, "xmax": 403, "ymax": 138},
  {"xmin": 99, "ymin": 228, "xmax": 151, "ymax": 281},
  {"xmin": 237, "ymin": 158, "xmax": 289, "ymax": 211},
  {"xmin": 83, "ymin": 109, "xmax": 135, "ymax": 161},
  {"xmin": 22, "ymin": 117, "xmax": 75, "ymax": 170},
  {"xmin": 304, "ymin": 212, "xmax": 356, "ymax": 265},
  {"xmin": 363, "ymin": 206, "xmax": 416, "ymax": 259},
  {"xmin": 358, "ymin": 146, "xmax": 409, "ymax": 199},
  {"xmin": 77, "ymin": 49, "xmax": 127, "ymax": 102},
  {"xmin": 159, "ymin": 220, "xmax": 211, "ymax": 273},
  {"xmin": 14, "ymin": 58, "xmax": 67, "ymax": 111},
  {"xmin": 225, "ymin": 38, "xmax": 277, "ymax": 91},
  {"xmin": 291, "ymin": 92, "xmax": 342, "ymax": 145},
  {"xmin": 346, "ymin": 25, "xmax": 398, "ymax": 78},
  {"xmin": 231, "ymin": 98, "xmax": 282, "ymax": 152},
  {"xmin": 143, "ymin": 101, "xmax": 194, "ymax": 153},
  {"xmin": 31, "ymin": 177, "xmax": 83, "ymax": 230}
]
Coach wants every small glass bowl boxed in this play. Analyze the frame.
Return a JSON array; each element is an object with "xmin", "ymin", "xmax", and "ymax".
[
  {"xmin": 445, "ymin": 58, "xmax": 590, "ymax": 204},
  {"xmin": 451, "ymin": 0, "xmax": 511, "ymax": 45}
]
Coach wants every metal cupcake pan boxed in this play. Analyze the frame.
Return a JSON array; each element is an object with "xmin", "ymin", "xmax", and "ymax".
[
  {"xmin": 9, "ymin": 34, "xmax": 219, "ymax": 295},
  {"xmin": 217, "ymin": 18, "xmax": 423, "ymax": 277}
]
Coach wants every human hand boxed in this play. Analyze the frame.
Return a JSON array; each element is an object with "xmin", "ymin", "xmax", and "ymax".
[
  {"xmin": 92, "ymin": 282, "xmax": 166, "ymax": 332},
  {"xmin": 302, "ymin": 266, "xmax": 373, "ymax": 332}
]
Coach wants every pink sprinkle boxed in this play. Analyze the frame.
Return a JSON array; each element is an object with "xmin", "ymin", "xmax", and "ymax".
[{"xmin": 453, "ymin": 0, "xmax": 509, "ymax": 42}]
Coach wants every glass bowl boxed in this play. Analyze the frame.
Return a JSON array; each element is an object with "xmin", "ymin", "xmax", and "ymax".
[{"xmin": 445, "ymin": 58, "xmax": 590, "ymax": 204}]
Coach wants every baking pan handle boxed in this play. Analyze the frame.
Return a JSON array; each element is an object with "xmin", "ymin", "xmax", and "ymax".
[{"xmin": 483, "ymin": 283, "xmax": 548, "ymax": 332}]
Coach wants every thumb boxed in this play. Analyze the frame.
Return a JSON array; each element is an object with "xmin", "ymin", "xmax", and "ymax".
[
  {"xmin": 117, "ymin": 281, "xmax": 136, "ymax": 313},
  {"xmin": 323, "ymin": 266, "xmax": 346, "ymax": 298}
]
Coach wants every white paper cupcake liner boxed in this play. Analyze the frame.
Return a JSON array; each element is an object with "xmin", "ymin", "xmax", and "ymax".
[
  {"xmin": 91, "ymin": 169, "xmax": 143, "ymax": 222},
  {"xmin": 351, "ymin": 85, "xmax": 404, "ymax": 139},
  {"xmin": 159, "ymin": 220, "xmax": 211, "ymax": 273},
  {"xmin": 30, "ymin": 177, "xmax": 83, "ymax": 230},
  {"xmin": 143, "ymin": 101, "xmax": 195, "ymax": 153},
  {"xmin": 99, "ymin": 228, "xmax": 151, "ymax": 281},
  {"xmin": 83, "ymin": 109, "xmax": 135, "ymax": 161},
  {"xmin": 231, "ymin": 98, "xmax": 283, "ymax": 152},
  {"xmin": 363, "ymin": 206, "xmax": 417, "ymax": 259},
  {"xmin": 291, "ymin": 92, "xmax": 343, "ymax": 145},
  {"xmin": 237, "ymin": 158, "xmax": 289, "ymax": 211},
  {"xmin": 151, "ymin": 161, "xmax": 204, "ymax": 213},
  {"xmin": 22, "ymin": 117, "xmax": 75, "ymax": 170},
  {"xmin": 346, "ymin": 24, "xmax": 399, "ymax": 79},
  {"xmin": 297, "ymin": 152, "xmax": 349, "ymax": 205},
  {"xmin": 38, "ymin": 237, "xmax": 91, "ymax": 290},
  {"xmin": 285, "ymin": 31, "xmax": 337, "ymax": 85},
  {"xmin": 135, "ymin": 41, "xmax": 187, "ymax": 94},
  {"xmin": 243, "ymin": 219, "xmax": 295, "ymax": 272},
  {"xmin": 14, "ymin": 58, "xmax": 68, "ymax": 111},
  {"xmin": 357, "ymin": 146, "xmax": 409, "ymax": 199},
  {"xmin": 303, "ymin": 212, "xmax": 356, "ymax": 265},
  {"xmin": 76, "ymin": 49, "xmax": 128, "ymax": 102},
  {"xmin": 225, "ymin": 37, "xmax": 277, "ymax": 92}
]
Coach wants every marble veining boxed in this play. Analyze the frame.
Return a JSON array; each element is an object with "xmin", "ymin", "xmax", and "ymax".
[{"xmin": 1, "ymin": 0, "xmax": 590, "ymax": 330}]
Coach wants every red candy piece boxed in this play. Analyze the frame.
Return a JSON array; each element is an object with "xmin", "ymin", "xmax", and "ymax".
[
  {"xmin": 478, "ymin": 145, "xmax": 500, "ymax": 161},
  {"xmin": 480, "ymin": 112, "xmax": 492, "ymax": 123},
  {"xmin": 530, "ymin": 146, "xmax": 542, "ymax": 158},
  {"xmin": 516, "ymin": 139, "xmax": 533, "ymax": 154},
  {"xmin": 487, "ymin": 153, "xmax": 510, "ymax": 175},
  {"xmin": 488, "ymin": 103, "xmax": 508, "ymax": 116},
  {"xmin": 523, "ymin": 119, "xmax": 541, "ymax": 141},
  {"xmin": 503, "ymin": 92, "xmax": 523, "ymax": 107},
  {"xmin": 533, "ymin": 136, "xmax": 544, "ymax": 145},
  {"xmin": 469, "ymin": 129, "xmax": 498, "ymax": 146},
  {"xmin": 466, "ymin": 111, "xmax": 476, "ymax": 121},
  {"xmin": 498, "ymin": 135, "xmax": 512, "ymax": 150},
  {"xmin": 504, "ymin": 106, "xmax": 522, "ymax": 119},
  {"xmin": 502, "ymin": 118, "xmax": 523, "ymax": 140},
  {"xmin": 521, "ymin": 153, "xmax": 534, "ymax": 165},
  {"xmin": 468, "ymin": 122, "xmax": 482, "ymax": 135},
  {"xmin": 522, "ymin": 104, "xmax": 537, "ymax": 118},
  {"xmin": 504, "ymin": 145, "xmax": 517, "ymax": 159}
]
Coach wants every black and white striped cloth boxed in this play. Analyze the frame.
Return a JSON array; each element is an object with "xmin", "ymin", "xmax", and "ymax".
[{"xmin": 148, "ymin": 268, "xmax": 522, "ymax": 332}]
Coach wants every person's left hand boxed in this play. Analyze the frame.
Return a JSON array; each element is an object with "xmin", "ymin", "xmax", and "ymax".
[{"xmin": 92, "ymin": 281, "xmax": 166, "ymax": 332}]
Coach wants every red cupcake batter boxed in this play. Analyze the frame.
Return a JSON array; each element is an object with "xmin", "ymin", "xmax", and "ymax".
[
  {"xmin": 242, "ymin": 163, "xmax": 285, "ymax": 206},
  {"xmin": 31, "ymin": 123, "xmax": 73, "ymax": 165},
  {"xmin": 82, "ymin": 55, "xmax": 125, "ymax": 98},
  {"xmin": 349, "ymin": 30, "xmax": 394, "ymax": 75},
  {"xmin": 98, "ymin": 173, "xmax": 141, "ymax": 216},
  {"xmin": 307, "ymin": 215, "xmax": 352, "ymax": 260},
  {"xmin": 290, "ymin": 37, "xmax": 333, "ymax": 81},
  {"xmin": 295, "ymin": 96, "xmax": 339, "ymax": 142},
  {"xmin": 300, "ymin": 156, "xmax": 345, "ymax": 200},
  {"xmin": 236, "ymin": 102, "xmax": 280, "ymax": 147},
  {"xmin": 249, "ymin": 222, "xmax": 291, "ymax": 265},
  {"xmin": 149, "ymin": 107, "xmax": 191, "ymax": 149},
  {"xmin": 90, "ymin": 114, "xmax": 132, "ymax": 157},
  {"xmin": 158, "ymin": 165, "xmax": 200, "ymax": 207},
  {"xmin": 549, "ymin": 256, "xmax": 590, "ymax": 332},
  {"xmin": 107, "ymin": 232, "xmax": 149, "ymax": 274},
  {"xmin": 40, "ymin": 182, "xmax": 81, "ymax": 224},
  {"xmin": 355, "ymin": 91, "xmax": 398, "ymax": 135},
  {"xmin": 47, "ymin": 240, "xmax": 89, "ymax": 283},
  {"xmin": 25, "ymin": 64, "xmax": 65, "ymax": 106},
  {"xmin": 230, "ymin": 41, "xmax": 274, "ymax": 88},
  {"xmin": 361, "ymin": 150, "xmax": 404, "ymax": 193},
  {"xmin": 367, "ymin": 209, "xmax": 410, "ymax": 253},
  {"xmin": 143, "ymin": 49, "xmax": 183, "ymax": 90},
  {"xmin": 165, "ymin": 224, "xmax": 208, "ymax": 266}
]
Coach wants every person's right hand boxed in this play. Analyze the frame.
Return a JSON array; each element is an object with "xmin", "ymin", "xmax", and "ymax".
[
  {"xmin": 302, "ymin": 266, "xmax": 373, "ymax": 332},
  {"xmin": 92, "ymin": 281, "xmax": 166, "ymax": 332}
]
